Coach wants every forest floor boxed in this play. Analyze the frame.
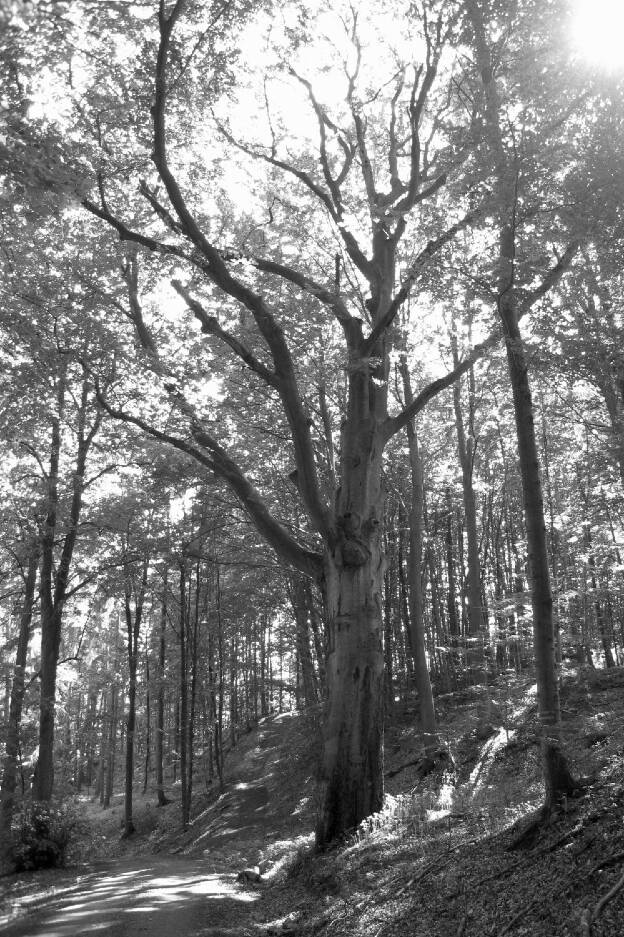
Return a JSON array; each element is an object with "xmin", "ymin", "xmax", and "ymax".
[{"xmin": 1, "ymin": 665, "xmax": 624, "ymax": 936}]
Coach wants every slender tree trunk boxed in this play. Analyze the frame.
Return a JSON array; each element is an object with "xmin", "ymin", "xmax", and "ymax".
[
  {"xmin": 123, "ymin": 556, "xmax": 149, "ymax": 837},
  {"xmin": 178, "ymin": 561, "xmax": 190, "ymax": 829},
  {"xmin": 35, "ymin": 377, "xmax": 64, "ymax": 803},
  {"xmin": 156, "ymin": 572, "xmax": 169, "ymax": 806},
  {"xmin": 452, "ymin": 336, "xmax": 486, "ymax": 638},
  {"xmin": 187, "ymin": 560, "xmax": 201, "ymax": 821},
  {"xmin": 35, "ymin": 375, "xmax": 100, "ymax": 802},
  {"xmin": 289, "ymin": 577, "xmax": 320, "ymax": 708},
  {"xmin": 445, "ymin": 489, "xmax": 461, "ymax": 646},
  {"xmin": 383, "ymin": 521, "xmax": 396, "ymax": 713},
  {"xmin": 104, "ymin": 683, "xmax": 116, "ymax": 809},
  {"xmin": 216, "ymin": 562, "xmax": 224, "ymax": 788},
  {"xmin": 143, "ymin": 649, "xmax": 151, "ymax": 795},
  {"xmin": 1, "ymin": 544, "xmax": 39, "ymax": 851},
  {"xmin": 503, "ymin": 305, "xmax": 577, "ymax": 805},
  {"xmin": 399, "ymin": 361, "xmax": 439, "ymax": 752},
  {"xmin": 306, "ymin": 581, "xmax": 327, "ymax": 695},
  {"xmin": 468, "ymin": 0, "xmax": 577, "ymax": 809}
]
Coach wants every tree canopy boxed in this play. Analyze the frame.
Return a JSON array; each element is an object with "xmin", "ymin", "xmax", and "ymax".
[{"xmin": 2, "ymin": 0, "xmax": 624, "ymax": 851}]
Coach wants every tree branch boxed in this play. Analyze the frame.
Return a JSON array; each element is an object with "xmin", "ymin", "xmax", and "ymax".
[
  {"xmin": 363, "ymin": 208, "xmax": 479, "ymax": 356},
  {"xmin": 170, "ymin": 279, "xmax": 279, "ymax": 385},
  {"xmin": 223, "ymin": 252, "xmax": 362, "ymax": 342},
  {"xmin": 94, "ymin": 387, "xmax": 324, "ymax": 581}
]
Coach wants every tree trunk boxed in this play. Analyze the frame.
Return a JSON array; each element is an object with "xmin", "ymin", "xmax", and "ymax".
[
  {"xmin": 104, "ymin": 683, "xmax": 116, "ymax": 809},
  {"xmin": 468, "ymin": 0, "xmax": 577, "ymax": 808},
  {"xmin": 289, "ymin": 577, "xmax": 320, "ymax": 708},
  {"xmin": 143, "ymin": 650, "xmax": 151, "ymax": 795},
  {"xmin": 179, "ymin": 562, "xmax": 190, "ymax": 829},
  {"xmin": 156, "ymin": 573, "xmax": 169, "ymax": 806},
  {"xmin": 318, "ymin": 552, "xmax": 384, "ymax": 846},
  {"xmin": 445, "ymin": 489, "xmax": 461, "ymax": 646},
  {"xmin": 123, "ymin": 556, "xmax": 149, "ymax": 837},
  {"xmin": 317, "ymin": 409, "xmax": 386, "ymax": 847},
  {"xmin": 502, "ymin": 316, "xmax": 576, "ymax": 803},
  {"xmin": 452, "ymin": 338, "xmax": 486, "ymax": 638},
  {"xmin": 0, "ymin": 544, "xmax": 39, "ymax": 850},
  {"xmin": 399, "ymin": 361, "xmax": 439, "ymax": 752},
  {"xmin": 123, "ymin": 637, "xmax": 138, "ymax": 836},
  {"xmin": 35, "ymin": 374, "xmax": 100, "ymax": 802}
]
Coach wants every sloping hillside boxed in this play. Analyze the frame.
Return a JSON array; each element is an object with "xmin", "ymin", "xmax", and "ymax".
[{"xmin": 2, "ymin": 667, "xmax": 624, "ymax": 937}]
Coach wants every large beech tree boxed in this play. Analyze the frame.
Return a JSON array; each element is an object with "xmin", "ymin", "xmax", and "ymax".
[
  {"xmin": 75, "ymin": 0, "xmax": 491, "ymax": 844},
  {"xmin": 1, "ymin": 0, "xmax": 595, "ymax": 843}
]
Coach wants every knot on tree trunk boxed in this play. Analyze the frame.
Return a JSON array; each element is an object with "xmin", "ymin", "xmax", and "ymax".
[
  {"xmin": 340, "ymin": 538, "xmax": 371, "ymax": 567},
  {"xmin": 336, "ymin": 511, "xmax": 373, "ymax": 568}
]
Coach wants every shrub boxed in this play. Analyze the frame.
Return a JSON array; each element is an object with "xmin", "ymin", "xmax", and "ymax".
[{"xmin": 9, "ymin": 802, "xmax": 80, "ymax": 872}]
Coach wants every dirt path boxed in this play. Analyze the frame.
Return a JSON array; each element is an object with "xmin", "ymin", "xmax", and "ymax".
[
  {"xmin": 0, "ymin": 716, "xmax": 314, "ymax": 937},
  {"xmin": 0, "ymin": 856, "xmax": 260, "ymax": 937}
]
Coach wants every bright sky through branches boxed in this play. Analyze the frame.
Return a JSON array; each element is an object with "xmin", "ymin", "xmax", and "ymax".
[{"xmin": 571, "ymin": 0, "xmax": 624, "ymax": 68}]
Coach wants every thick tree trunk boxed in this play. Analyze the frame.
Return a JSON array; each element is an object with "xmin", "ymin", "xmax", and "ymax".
[
  {"xmin": 318, "ymin": 552, "xmax": 385, "ymax": 846},
  {"xmin": 317, "ymin": 408, "xmax": 386, "ymax": 847},
  {"xmin": 0, "ymin": 545, "xmax": 39, "ymax": 849}
]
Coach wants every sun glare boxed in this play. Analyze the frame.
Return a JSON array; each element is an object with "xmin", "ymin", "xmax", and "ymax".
[{"xmin": 571, "ymin": 0, "xmax": 624, "ymax": 69}]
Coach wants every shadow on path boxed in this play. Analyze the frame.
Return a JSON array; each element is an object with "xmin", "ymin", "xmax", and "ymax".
[{"xmin": 0, "ymin": 856, "xmax": 259, "ymax": 937}]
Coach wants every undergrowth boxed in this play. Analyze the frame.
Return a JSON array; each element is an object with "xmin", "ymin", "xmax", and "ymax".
[{"xmin": 7, "ymin": 801, "xmax": 86, "ymax": 872}]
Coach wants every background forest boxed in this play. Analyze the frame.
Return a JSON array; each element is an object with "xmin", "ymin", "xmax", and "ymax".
[{"xmin": 1, "ymin": 0, "xmax": 624, "ymax": 927}]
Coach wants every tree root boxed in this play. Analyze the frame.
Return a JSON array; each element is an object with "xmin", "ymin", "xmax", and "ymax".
[
  {"xmin": 498, "ymin": 899, "xmax": 537, "ymax": 936},
  {"xmin": 393, "ymin": 854, "xmax": 452, "ymax": 897},
  {"xmin": 507, "ymin": 805, "xmax": 550, "ymax": 850},
  {"xmin": 385, "ymin": 745, "xmax": 455, "ymax": 780},
  {"xmin": 588, "ymin": 850, "xmax": 624, "ymax": 876},
  {"xmin": 580, "ymin": 865, "xmax": 624, "ymax": 934},
  {"xmin": 507, "ymin": 792, "xmax": 585, "ymax": 852}
]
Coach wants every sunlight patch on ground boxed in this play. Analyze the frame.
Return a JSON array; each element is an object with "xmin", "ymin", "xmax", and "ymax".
[
  {"xmin": 40, "ymin": 924, "xmax": 113, "ymax": 935},
  {"xmin": 144, "ymin": 874, "xmax": 246, "ymax": 898},
  {"xmin": 427, "ymin": 780, "xmax": 455, "ymax": 822},
  {"xmin": 466, "ymin": 727, "xmax": 516, "ymax": 797}
]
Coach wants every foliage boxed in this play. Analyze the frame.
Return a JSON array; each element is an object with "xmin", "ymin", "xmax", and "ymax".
[{"xmin": 7, "ymin": 801, "xmax": 85, "ymax": 872}]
